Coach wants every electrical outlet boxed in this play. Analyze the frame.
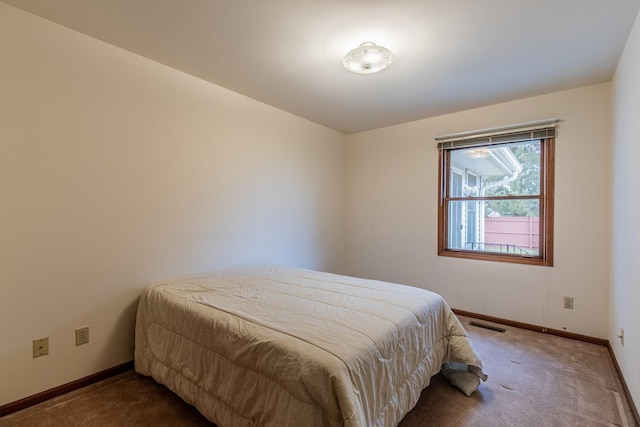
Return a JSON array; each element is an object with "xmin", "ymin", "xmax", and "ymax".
[
  {"xmin": 33, "ymin": 337, "xmax": 49, "ymax": 358},
  {"xmin": 75, "ymin": 327, "xmax": 89, "ymax": 346},
  {"xmin": 563, "ymin": 296, "xmax": 574, "ymax": 309}
]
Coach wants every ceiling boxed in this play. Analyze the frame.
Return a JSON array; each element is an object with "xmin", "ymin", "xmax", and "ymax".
[{"xmin": 3, "ymin": 0, "xmax": 640, "ymax": 134}]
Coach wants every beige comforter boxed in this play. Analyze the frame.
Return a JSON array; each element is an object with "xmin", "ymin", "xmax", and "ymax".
[{"xmin": 135, "ymin": 264, "xmax": 486, "ymax": 427}]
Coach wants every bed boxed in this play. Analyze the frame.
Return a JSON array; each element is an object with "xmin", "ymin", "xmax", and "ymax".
[{"xmin": 134, "ymin": 263, "xmax": 486, "ymax": 427}]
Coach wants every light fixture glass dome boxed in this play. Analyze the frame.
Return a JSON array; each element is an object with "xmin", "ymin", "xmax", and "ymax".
[{"xmin": 343, "ymin": 42, "xmax": 394, "ymax": 74}]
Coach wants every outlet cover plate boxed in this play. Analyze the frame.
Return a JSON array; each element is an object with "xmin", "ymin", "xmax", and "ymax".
[
  {"xmin": 75, "ymin": 327, "xmax": 89, "ymax": 346},
  {"xmin": 33, "ymin": 337, "xmax": 49, "ymax": 358},
  {"xmin": 563, "ymin": 296, "xmax": 574, "ymax": 309}
]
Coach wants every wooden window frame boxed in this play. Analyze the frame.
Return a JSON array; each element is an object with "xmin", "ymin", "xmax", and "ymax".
[{"xmin": 438, "ymin": 137, "xmax": 554, "ymax": 266}]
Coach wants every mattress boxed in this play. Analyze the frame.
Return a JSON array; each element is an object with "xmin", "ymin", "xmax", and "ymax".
[{"xmin": 134, "ymin": 264, "xmax": 486, "ymax": 427}]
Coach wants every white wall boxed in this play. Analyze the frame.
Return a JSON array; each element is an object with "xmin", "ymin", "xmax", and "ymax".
[
  {"xmin": 611, "ymin": 7, "xmax": 640, "ymax": 412},
  {"xmin": 346, "ymin": 83, "xmax": 611, "ymax": 339},
  {"xmin": 0, "ymin": 4, "xmax": 345, "ymax": 406}
]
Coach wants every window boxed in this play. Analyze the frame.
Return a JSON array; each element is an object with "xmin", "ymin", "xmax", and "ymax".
[{"xmin": 437, "ymin": 120, "xmax": 555, "ymax": 266}]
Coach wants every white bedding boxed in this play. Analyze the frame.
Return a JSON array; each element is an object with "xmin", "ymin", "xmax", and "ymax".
[{"xmin": 134, "ymin": 264, "xmax": 486, "ymax": 427}]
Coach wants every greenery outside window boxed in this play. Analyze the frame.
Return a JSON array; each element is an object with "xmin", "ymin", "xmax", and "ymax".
[{"xmin": 436, "ymin": 120, "xmax": 556, "ymax": 266}]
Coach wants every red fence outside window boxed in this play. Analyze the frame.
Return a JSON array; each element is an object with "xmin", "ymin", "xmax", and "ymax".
[{"xmin": 484, "ymin": 216, "xmax": 539, "ymax": 252}]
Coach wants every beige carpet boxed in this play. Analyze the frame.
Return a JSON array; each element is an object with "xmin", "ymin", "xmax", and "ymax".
[{"xmin": 1, "ymin": 316, "xmax": 637, "ymax": 427}]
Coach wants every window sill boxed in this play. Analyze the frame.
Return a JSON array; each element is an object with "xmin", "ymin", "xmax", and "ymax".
[{"xmin": 438, "ymin": 249, "xmax": 552, "ymax": 266}]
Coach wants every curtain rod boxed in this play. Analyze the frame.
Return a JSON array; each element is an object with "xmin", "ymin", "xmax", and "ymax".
[{"xmin": 434, "ymin": 118, "xmax": 559, "ymax": 142}]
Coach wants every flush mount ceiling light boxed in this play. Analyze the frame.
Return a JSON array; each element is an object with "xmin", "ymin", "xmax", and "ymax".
[
  {"xmin": 466, "ymin": 147, "xmax": 491, "ymax": 159},
  {"xmin": 343, "ymin": 42, "xmax": 394, "ymax": 74}
]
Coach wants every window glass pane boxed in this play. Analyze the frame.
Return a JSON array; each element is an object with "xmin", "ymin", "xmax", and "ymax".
[
  {"xmin": 448, "ymin": 199, "xmax": 540, "ymax": 256},
  {"xmin": 448, "ymin": 172, "xmax": 464, "ymax": 248},
  {"xmin": 449, "ymin": 140, "xmax": 540, "ymax": 197}
]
